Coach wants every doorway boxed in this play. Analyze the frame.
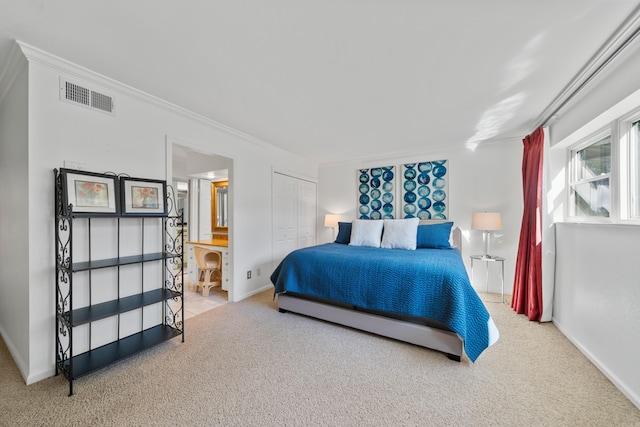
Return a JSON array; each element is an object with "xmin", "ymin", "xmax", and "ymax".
[{"xmin": 167, "ymin": 141, "xmax": 234, "ymax": 318}]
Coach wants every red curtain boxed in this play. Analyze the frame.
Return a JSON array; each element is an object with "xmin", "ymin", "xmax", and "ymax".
[{"xmin": 512, "ymin": 126, "xmax": 544, "ymax": 321}]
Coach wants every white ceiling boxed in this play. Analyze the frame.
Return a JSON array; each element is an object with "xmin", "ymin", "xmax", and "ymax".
[{"xmin": 1, "ymin": 1, "xmax": 639, "ymax": 164}]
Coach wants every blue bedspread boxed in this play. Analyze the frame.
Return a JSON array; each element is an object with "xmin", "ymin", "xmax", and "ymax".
[{"xmin": 271, "ymin": 243, "xmax": 499, "ymax": 362}]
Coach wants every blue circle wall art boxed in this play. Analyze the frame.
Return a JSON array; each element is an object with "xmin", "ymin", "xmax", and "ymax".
[
  {"xmin": 357, "ymin": 166, "xmax": 395, "ymax": 219},
  {"xmin": 401, "ymin": 160, "xmax": 448, "ymax": 219}
]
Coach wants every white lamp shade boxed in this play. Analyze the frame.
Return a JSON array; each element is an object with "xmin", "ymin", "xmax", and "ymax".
[
  {"xmin": 471, "ymin": 212, "xmax": 502, "ymax": 231},
  {"xmin": 324, "ymin": 214, "xmax": 341, "ymax": 228}
]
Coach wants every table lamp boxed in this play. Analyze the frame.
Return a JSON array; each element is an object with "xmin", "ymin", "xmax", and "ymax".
[
  {"xmin": 324, "ymin": 214, "xmax": 341, "ymax": 240},
  {"xmin": 471, "ymin": 212, "xmax": 502, "ymax": 258}
]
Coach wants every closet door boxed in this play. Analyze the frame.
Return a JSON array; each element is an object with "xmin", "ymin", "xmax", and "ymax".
[
  {"xmin": 272, "ymin": 173, "xmax": 317, "ymax": 266},
  {"xmin": 273, "ymin": 173, "xmax": 298, "ymax": 265},
  {"xmin": 297, "ymin": 180, "xmax": 317, "ymax": 249}
]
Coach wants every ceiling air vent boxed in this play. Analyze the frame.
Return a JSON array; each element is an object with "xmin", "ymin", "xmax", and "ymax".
[{"xmin": 59, "ymin": 77, "xmax": 115, "ymax": 115}]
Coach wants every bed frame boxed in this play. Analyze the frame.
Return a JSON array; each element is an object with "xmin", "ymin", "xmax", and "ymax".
[{"xmin": 276, "ymin": 226, "xmax": 464, "ymax": 361}]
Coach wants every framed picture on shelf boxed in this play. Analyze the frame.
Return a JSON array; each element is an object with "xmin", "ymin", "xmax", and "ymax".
[
  {"xmin": 120, "ymin": 177, "xmax": 167, "ymax": 216},
  {"xmin": 60, "ymin": 168, "xmax": 119, "ymax": 215}
]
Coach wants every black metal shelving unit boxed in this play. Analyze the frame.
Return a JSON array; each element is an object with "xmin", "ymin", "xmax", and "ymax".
[{"xmin": 54, "ymin": 169, "xmax": 184, "ymax": 396}]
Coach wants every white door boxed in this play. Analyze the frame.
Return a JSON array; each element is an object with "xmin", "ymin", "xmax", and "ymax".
[
  {"xmin": 297, "ymin": 180, "xmax": 317, "ymax": 248},
  {"xmin": 189, "ymin": 179, "xmax": 199, "ymax": 241},
  {"xmin": 273, "ymin": 173, "xmax": 298, "ymax": 265},
  {"xmin": 198, "ymin": 179, "xmax": 212, "ymax": 240}
]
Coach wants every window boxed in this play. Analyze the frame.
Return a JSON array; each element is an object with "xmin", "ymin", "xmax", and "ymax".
[
  {"xmin": 629, "ymin": 120, "xmax": 640, "ymax": 218},
  {"xmin": 567, "ymin": 105, "xmax": 640, "ymax": 224},
  {"xmin": 569, "ymin": 135, "xmax": 611, "ymax": 218},
  {"xmin": 619, "ymin": 111, "xmax": 640, "ymax": 222}
]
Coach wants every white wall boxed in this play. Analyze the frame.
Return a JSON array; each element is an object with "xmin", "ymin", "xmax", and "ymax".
[
  {"xmin": 318, "ymin": 140, "xmax": 523, "ymax": 295},
  {"xmin": 0, "ymin": 55, "xmax": 30, "ymax": 379},
  {"xmin": 185, "ymin": 150, "xmax": 231, "ymax": 177},
  {"xmin": 547, "ymin": 38, "xmax": 640, "ymax": 409},
  {"xmin": 1, "ymin": 43, "xmax": 318, "ymax": 384},
  {"xmin": 554, "ymin": 223, "xmax": 640, "ymax": 408}
]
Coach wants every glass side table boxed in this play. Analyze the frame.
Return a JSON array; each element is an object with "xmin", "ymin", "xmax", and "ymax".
[{"xmin": 470, "ymin": 255, "xmax": 505, "ymax": 303}]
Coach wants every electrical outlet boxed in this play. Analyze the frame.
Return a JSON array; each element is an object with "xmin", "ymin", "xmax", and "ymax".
[
  {"xmin": 247, "ymin": 270, "xmax": 252, "ymax": 279},
  {"xmin": 64, "ymin": 160, "xmax": 85, "ymax": 170}
]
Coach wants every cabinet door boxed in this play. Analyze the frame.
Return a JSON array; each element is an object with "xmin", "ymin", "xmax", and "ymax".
[
  {"xmin": 220, "ymin": 248, "xmax": 230, "ymax": 291},
  {"xmin": 187, "ymin": 245, "xmax": 197, "ymax": 286}
]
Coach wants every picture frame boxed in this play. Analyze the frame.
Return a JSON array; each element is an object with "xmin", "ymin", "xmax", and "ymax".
[
  {"xmin": 357, "ymin": 166, "xmax": 396, "ymax": 219},
  {"xmin": 401, "ymin": 160, "xmax": 449, "ymax": 220},
  {"xmin": 60, "ymin": 168, "xmax": 119, "ymax": 215},
  {"xmin": 120, "ymin": 177, "xmax": 167, "ymax": 216}
]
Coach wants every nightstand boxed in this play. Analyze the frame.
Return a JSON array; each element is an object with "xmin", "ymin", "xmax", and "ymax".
[{"xmin": 470, "ymin": 255, "xmax": 505, "ymax": 303}]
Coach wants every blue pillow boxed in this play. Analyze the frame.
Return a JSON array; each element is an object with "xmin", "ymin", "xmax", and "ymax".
[
  {"xmin": 335, "ymin": 221, "xmax": 352, "ymax": 244},
  {"xmin": 416, "ymin": 222, "xmax": 453, "ymax": 248}
]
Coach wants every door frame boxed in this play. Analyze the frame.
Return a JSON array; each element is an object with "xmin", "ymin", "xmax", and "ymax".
[{"xmin": 165, "ymin": 136, "xmax": 235, "ymax": 301}]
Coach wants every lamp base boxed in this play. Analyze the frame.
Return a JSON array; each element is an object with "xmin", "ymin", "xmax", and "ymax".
[{"xmin": 482, "ymin": 230, "xmax": 491, "ymax": 258}]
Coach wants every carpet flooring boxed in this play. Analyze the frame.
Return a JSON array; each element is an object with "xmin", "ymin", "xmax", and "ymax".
[{"xmin": 1, "ymin": 290, "xmax": 639, "ymax": 426}]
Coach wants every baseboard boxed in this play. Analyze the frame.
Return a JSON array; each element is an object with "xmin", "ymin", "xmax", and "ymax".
[
  {"xmin": 26, "ymin": 367, "xmax": 56, "ymax": 385},
  {"xmin": 553, "ymin": 317, "xmax": 640, "ymax": 410},
  {"xmin": 0, "ymin": 323, "xmax": 28, "ymax": 385},
  {"xmin": 233, "ymin": 283, "xmax": 273, "ymax": 302}
]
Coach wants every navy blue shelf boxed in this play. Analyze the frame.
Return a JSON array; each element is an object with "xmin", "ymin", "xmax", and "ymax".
[
  {"xmin": 70, "ymin": 252, "xmax": 180, "ymax": 272},
  {"xmin": 63, "ymin": 288, "xmax": 181, "ymax": 326},
  {"xmin": 63, "ymin": 325, "xmax": 181, "ymax": 380},
  {"xmin": 54, "ymin": 169, "xmax": 184, "ymax": 395}
]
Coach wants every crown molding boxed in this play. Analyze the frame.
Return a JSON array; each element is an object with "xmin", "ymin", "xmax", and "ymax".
[
  {"xmin": 0, "ymin": 41, "xmax": 28, "ymax": 105},
  {"xmin": 15, "ymin": 40, "xmax": 274, "ymax": 151},
  {"xmin": 318, "ymin": 136, "xmax": 520, "ymax": 169}
]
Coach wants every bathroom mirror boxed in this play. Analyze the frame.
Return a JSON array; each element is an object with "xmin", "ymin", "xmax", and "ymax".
[{"xmin": 211, "ymin": 181, "xmax": 228, "ymax": 234}]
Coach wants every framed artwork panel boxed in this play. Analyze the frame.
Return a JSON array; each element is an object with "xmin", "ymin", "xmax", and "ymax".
[
  {"xmin": 60, "ymin": 168, "xmax": 119, "ymax": 215},
  {"xmin": 401, "ymin": 160, "xmax": 449, "ymax": 220},
  {"xmin": 357, "ymin": 166, "xmax": 396, "ymax": 219},
  {"xmin": 120, "ymin": 177, "xmax": 167, "ymax": 216}
]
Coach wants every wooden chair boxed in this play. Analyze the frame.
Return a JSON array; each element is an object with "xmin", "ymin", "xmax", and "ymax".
[{"xmin": 193, "ymin": 246, "xmax": 222, "ymax": 296}]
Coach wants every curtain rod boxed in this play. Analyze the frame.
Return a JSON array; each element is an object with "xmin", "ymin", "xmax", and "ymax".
[{"xmin": 537, "ymin": 5, "xmax": 640, "ymax": 129}]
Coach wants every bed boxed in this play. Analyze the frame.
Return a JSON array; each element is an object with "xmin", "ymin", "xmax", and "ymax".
[{"xmin": 270, "ymin": 220, "xmax": 499, "ymax": 362}]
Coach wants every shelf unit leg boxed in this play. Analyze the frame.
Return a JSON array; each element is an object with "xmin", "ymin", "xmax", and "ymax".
[
  {"xmin": 485, "ymin": 262, "xmax": 489, "ymax": 294},
  {"xmin": 501, "ymin": 259, "xmax": 505, "ymax": 303}
]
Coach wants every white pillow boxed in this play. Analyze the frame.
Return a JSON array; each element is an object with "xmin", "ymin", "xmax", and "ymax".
[
  {"xmin": 381, "ymin": 218, "xmax": 420, "ymax": 250},
  {"xmin": 349, "ymin": 219, "xmax": 384, "ymax": 248}
]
